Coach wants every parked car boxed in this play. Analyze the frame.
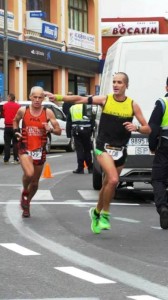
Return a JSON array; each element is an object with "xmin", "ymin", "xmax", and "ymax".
[{"xmin": 0, "ymin": 100, "xmax": 75, "ymax": 154}]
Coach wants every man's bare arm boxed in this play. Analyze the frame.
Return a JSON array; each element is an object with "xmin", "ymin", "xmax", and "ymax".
[
  {"xmin": 44, "ymin": 91, "xmax": 107, "ymax": 106},
  {"xmin": 13, "ymin": 107, "xmax": 25, "ymax": 140}
]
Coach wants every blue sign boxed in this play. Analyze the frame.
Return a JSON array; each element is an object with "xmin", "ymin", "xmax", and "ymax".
[
  {"xmin": 36, "ymin": 81, "xmax": 44, "ymax": 88},
  {"xmin": 41, "ymin": 23, "xmax": 58, "ymax": 40},
  {"xmin": 30, "ymin": 11, "xmax": 46, "ymax": 19},
  {"xmin": 0, "ymin": 73, "xmax": 4, "ymax": 100}
]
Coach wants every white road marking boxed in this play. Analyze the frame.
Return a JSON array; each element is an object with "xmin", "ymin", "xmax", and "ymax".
[
  {"xmin": 0, "ymin": 243, "xmax": 40, "ymax": 256},
  {"xmin": 40, "ymin": 170, "xmax": 72, "ymax": 181},
  {"xmin": 78, "ymin": 190, "xmax": 139, "ymax": 205},
  {"xmin": 47, "ymin": 155, "xmax": 62, "ymax": 159},
  {"xmin": 78, "ymin": 190, "xmax": 99, "ymax": 200},
  {"xmin": 113, "ymin": 217, "xmax": 140, "ymax": 223},
  {"xmin": 17, "ymin": 189, "xmax": 54, "ymax": 201},
  {"xmin": 64, "ymin": 200, "xmax": 89, "ymax": 207},
  {"xmin": 6, "ymin": 202, "xmax": 168, "ymax": 300},
  {"xmin": 8, "ymin": 298, "xmax": 99, "ymax": 300},
  {"xmin": 127, "ymin": 295, "xmax": 162, "ymax": 300},
  {"xmin": 55, "ymin": 266, "xmax": 115, "ymax": 284},
  {"xmin": 0, "ymin": 201, "xmax": 139, "ymax": 206},
  {"xmin": 31, "ymin": 190, "xmax": 53, "ymax": 201},
  {"xmin": 0, "ymin": 184, "xmax": 22, "ymax": 186},
  {"xmin": 151, "ymin": 227, "xmax": 161, "ymax": 230}
]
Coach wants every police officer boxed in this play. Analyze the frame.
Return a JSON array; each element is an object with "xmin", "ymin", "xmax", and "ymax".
[
  {"xmin": 62, "ymin": 91, "xmax": 73, "ymax": 116},
  {"xmin": 165, "ymin": 77, "xmax": 168, "ymax": 97},
  {"xmin": 67, "ymin": 102, "xmax": 93, "ymax": 174},
  {"xmin": 148, "ymin": 77, "xmax": 168, "ymax": 229}
]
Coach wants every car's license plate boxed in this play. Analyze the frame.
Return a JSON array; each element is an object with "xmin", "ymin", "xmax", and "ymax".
[
  {"xmin": 127, "ymin": 145, "xmax": 150, "ymax": 155},
  {"xmin": 127, "ymin": 137, "xmax": 150, "ymax": 155},
  {"xmin": 128, "ymin": 137, "xmax": 148, "ymax": 146},
  {"xmin": 135, "ymin": 146, "xmax": 150, "ymax": 155}
]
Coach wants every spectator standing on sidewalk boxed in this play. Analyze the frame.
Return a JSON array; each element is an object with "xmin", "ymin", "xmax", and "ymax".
[{"xmin": 3, "ymin": 93, "xmax": 20, "ymax": 164}]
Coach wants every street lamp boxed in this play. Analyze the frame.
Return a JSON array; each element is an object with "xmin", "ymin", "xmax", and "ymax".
[{"xmin": 3, "ymin": 0, "xmax": 8, "ymax": 100}]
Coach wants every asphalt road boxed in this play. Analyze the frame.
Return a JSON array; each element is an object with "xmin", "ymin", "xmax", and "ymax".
[{"xmin": 0, "ymin": 150, "xmax": 168, "ymax": 300}]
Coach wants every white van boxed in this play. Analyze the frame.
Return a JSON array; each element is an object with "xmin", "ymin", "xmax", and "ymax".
[{"xmin": 93, "ymin": 34, "xmax": 168, "ymax": 190}]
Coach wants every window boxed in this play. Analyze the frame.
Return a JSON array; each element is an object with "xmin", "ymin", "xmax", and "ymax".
[
  {"xmin": 0, "ymin": 60, "xmax": 3, "ymax": 73},
  {"xmin": 27, "ymin": 70, "xmax": 53, "ymax": 99},
  {"xmin": 68, "ymin": 0, "xmax": 88, "ymax": 33},
  {"xmin": 69, "ymin": 74, "xmax": 90, "ymax": 95},
  {"xmin": 49, "ymin": 106, "xmax": 65, "ymax": 121},
  {"xmin": 0, "ymin": 0, "xmax": 4, "ymax": 9},
  {"xmin": 26, "ymin": 0, "xmax": 50, "ymax": 21}
]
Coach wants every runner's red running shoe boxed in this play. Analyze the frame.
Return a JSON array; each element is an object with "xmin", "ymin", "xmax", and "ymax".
[{"xmin": 20, "ymin": 190, "xmax": 30, "ymax": 217}]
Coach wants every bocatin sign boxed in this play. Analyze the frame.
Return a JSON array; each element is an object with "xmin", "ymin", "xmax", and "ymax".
[{"xmin": 101, "ymin": 21, "xmax": 159, "ymax": 36}]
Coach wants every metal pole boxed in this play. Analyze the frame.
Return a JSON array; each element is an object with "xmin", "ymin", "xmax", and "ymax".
[{"xmin": 3, "ymin": 0, "xmax": 8, "ymax": 100}]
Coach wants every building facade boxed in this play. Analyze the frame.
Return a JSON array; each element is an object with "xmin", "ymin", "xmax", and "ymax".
[
  {"xmin": 101, "ymin": 17, "xmax": 168, "ymax": 60},
  {"xmin": 0, "ymin": 0, "xmax": 101, "ymax": 100}
]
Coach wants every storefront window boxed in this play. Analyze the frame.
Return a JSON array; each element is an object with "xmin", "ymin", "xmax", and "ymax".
[
  {"xmin": 26, "ymin": 0, "xmax": 50, "ymax": 21},
  {"xmin": 69, "ymin": 74, "xmax": 90, "ymax": 95},
  {"xmin": 0, "ymin": 0, "xmax": 4, "ymax": 9},
  {"xmin": 27, "ymin": 70, "xmax": 53, "ymax": 99},
  {"xmin": 0, "ymin": 60, "xmax": 3, "ymax": 72},
  {"xmin": 68, "ymin": 0, "xmax": 88, "ymax": 33}
]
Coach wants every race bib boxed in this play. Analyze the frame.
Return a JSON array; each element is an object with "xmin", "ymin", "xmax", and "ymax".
[
  {"xmin": 27, "ymin": 148, "xmax": 42, "ymax": 160},
  {"xmin": 104, "ymin": 144, "xmax": 124, "ymax": 160}
]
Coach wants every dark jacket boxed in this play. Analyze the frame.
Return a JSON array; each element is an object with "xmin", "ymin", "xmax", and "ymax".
[
  {"xmin": 62, "ymin": 102, "xmax": 73, "ymax": 117},
  {"xmin": 148, "ymin": 97, "xmax": 167, "ymax": 152},
  {"xmin": 66, "ymin": 104, "xmax": 95, "ymax": 138}
]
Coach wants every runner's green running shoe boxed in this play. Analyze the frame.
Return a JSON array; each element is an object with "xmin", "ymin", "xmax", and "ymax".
[
  {"xmin": 99, "ymin": 212, "xmax": 111, "ymax": 230},
  {"xmin": 89, "ymin": 207, "xmax": 101, "ymax": 234}
]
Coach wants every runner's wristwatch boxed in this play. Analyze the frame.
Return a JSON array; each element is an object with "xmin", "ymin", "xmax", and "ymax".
[{"xmin": 136, "ymin": 125, "xmax": 141, "ymax": 132}]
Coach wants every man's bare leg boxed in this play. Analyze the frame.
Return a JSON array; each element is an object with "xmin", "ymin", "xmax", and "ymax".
[{"xmin": 27, "ymin": 164, "xmax": 44, "ymax": 202}]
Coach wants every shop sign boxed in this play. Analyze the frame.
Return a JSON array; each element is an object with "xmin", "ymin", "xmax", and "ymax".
[
  {"xmin": 29, "ymin": 11, "xmax": 46, "ymax": 18},
  {"xmin": 101, "ymin": 21, "xmax": 159, "ymax": 36},
  {"xmin": 31, "ymin": 49, "xmax": 45, "ymax": 57},
  {"xmin": 68, "ymin": 29, "xmax": 95, "ymax": 50},
  {"xmin": 0, "ymin": 9, "xmax": 14, "ymax": 30},
  {"xmin": 41, "ymin": 22, "xmax": 58, "ymax": 40},
  {"xmin": 26, "ymin": 10, "xmax": 43, "ymax": 33}
]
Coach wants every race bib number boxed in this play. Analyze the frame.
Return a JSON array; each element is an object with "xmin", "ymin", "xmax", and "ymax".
[
  {"xmin": 28, "ymin": 148, "xmax": 42, "ymax": 160},
  {"xmin": 104, "ymin": 144, "xmax": 124, "ymax": 160}
]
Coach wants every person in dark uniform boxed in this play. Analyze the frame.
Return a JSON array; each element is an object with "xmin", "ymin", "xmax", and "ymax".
[
  {"xmin": 67, "ymin": 102, "xmax": 93, "ymax": 174},
  {"xmin": 148, "ymin": 77, "xmax": 168, "ymax": 229},
  {"xmin": 62, "ymin": 91, "xmax": 73, "ymax": 117},
  {"xmin": 165, "ymin": 77, "xmax": 168, "ymax": 97}
]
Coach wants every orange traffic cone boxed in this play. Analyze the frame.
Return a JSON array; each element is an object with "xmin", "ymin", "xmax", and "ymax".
[
  {"xmin": 42, "ymin": 163, "xmax": 53, "ymax": 178},
  {"xmin": 83, "ymin": 161, "xmax": 87, "ymax": 169}
]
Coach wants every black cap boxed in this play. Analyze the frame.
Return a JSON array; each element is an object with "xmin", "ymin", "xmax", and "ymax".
[{"xmin": 167, "ymin": 77, "xmax": 168, "ymax": 86}]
